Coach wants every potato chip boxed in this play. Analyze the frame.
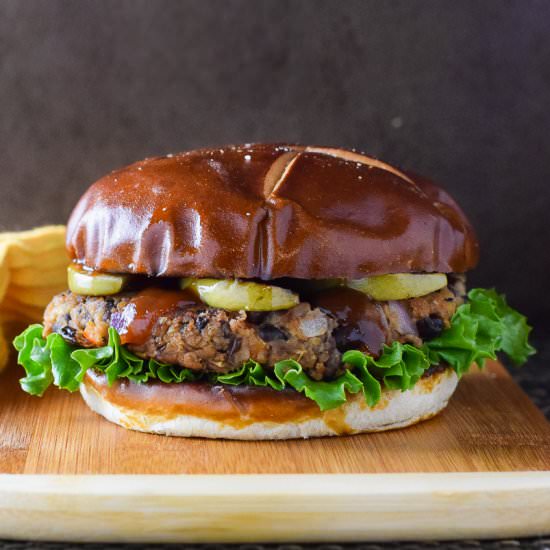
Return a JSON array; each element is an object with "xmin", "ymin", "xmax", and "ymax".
[
  {"xmin": 10, "ymin": 264, "xmax": 69, "ymax": 287},
  {"xmin": 0, "ymin": 225, "xmax": 66, "ymax": 250},
  {"xmin": 5, "ymin": 247, "xmax": 69, "ymax": 270},
  {"xmin": 1, "ymin": 226, "xmax": 67, "ymax": 270},
  {"xmin": 7, "ymin": 285, "xmax": 65, "ymax": 308},
  {"xmin": 0, "ymin": 226, "xmax": 68, "ymax": 372}
]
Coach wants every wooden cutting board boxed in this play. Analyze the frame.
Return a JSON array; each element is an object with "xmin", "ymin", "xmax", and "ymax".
[{"xmin": 0, "ymin": 359, "xmax": 549, "ymax": 543}]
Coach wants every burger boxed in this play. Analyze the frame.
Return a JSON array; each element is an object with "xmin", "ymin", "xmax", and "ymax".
[{"xmin": 13, "ymin": 144, "xmax": 535, "ymax": 439}]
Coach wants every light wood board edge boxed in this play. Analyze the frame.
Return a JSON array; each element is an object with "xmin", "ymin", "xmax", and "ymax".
[{"xmin": 0, "ymin": 473, "xmax": 549, "ymax": 543}]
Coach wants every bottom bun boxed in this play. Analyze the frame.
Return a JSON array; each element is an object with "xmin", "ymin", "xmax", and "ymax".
[{"xmin": 80, "ymin": 368, "xmax": 458, "ymax": 440}]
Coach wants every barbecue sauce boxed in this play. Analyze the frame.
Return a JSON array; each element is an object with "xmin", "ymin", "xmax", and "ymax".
[
  {"xmin": 84, "ymin": 369, "xmax": 358, "ymax": 432},
  {"xmin": 114, "ymin": 288, "xmax": 198, "ymax": 346},
  {"xmin": 110, "ymin": 282, "xmax": 390, "ymax": 355},
  {"xmin": 311, "ymin": 287, "xmax": 389, "ymax": 356},
  {"xmin": 66, "ymin": 145, "xmax": 479, "ymax": 281}
]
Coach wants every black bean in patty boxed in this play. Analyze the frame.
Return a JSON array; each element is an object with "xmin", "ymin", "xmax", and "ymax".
[
  {"xmin": 416, "ymin": 315, "xmax": 444, "ymax": 340},
  {"xmin": 259, "ymin": 323, "xmax": 289, "ymax": 342}
]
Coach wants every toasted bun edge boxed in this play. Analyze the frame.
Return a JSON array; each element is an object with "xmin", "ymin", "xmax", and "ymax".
[{"xmin": 79, "ymin": 368, "xmax": 459, "ymax": 440}]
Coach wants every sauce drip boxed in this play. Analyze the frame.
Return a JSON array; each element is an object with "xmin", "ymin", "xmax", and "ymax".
[
  {"xmin": 85, "ymin": 370, "xmax": 326, "ymax": 429},
  {"xmin": 113, "ymin": 288, "xmax": 198, "ymax": 346},
  {"xmin": 311, "ymin": 287, "xmax": 389, "ymax": 355},
  {"xmin": 66, "ymin": 145, "xmax": 479, "ymax": 281}
]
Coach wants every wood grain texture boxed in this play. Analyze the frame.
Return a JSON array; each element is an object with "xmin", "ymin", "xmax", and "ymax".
[
  {"xmin": 1, "ymin": 473, "xmax": 549, "ymax": 543},
  {"xmin": 0, "ymin": 360, "xmax": 549, "ymax": 474}
]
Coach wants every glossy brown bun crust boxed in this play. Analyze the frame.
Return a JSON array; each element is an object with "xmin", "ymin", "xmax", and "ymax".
[
  {"xmin": 80, "ymin": 368, "xmax": 459, "ymax": 440},
  {"xmin": 67, "ymin": 144, "xmax": 479, "ymax": 279}
]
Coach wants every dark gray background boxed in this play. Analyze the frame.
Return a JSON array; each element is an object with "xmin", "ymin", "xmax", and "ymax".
[{"xmin": 1, "ymin": 0, "xmax": 549, "ymax": 326}]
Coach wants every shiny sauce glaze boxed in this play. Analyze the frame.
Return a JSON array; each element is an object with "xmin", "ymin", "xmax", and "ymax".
[
  {"xmin": 85, "ymin": 364, "xmax": 447, "ymax": 431},
  {"xmin": 109, "ymin": 283, "xmax": 391, "ymax": 353},
  {"xmin": 85, "ymin": 369, "xmax": 333, "ymax": 428},
  {"xmin": 112, "ymin": 288, "xmax": 198, "ymax": 346},
  {"xmin": 310, "ymin": 287, "xmax": 389, "ymax": 356},
  {"xmin": 66, "ymin": 144, "xmax": 479, "ymax": 280}
]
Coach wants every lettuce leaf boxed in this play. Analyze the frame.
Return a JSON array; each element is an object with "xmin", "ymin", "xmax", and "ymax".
[
  {"xmin": 14, "ymin": 326, "xmax": 199, "ymax": 397},
  {"xmin": 12, "ymin": 288, "xmax": 535, "ymax": 409},
  {"xmin": 13, "ymin": 325, "xmax": 54, "ymax": 396},
  {"xmin": 425, "ymin": 288, "xmax": 535, "ymax": 375},
  {"xmin": 273, "ymin": 360, "xmax": 364, "ymax": 410},
  {"xmin": 342, "ymin": 342, "xmax": 430, "ymax": 407}
]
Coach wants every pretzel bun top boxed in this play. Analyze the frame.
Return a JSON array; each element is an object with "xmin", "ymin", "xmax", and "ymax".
[{"xmin": 66, "ymin": 144, "xmax": 479, "ymax": 278}]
